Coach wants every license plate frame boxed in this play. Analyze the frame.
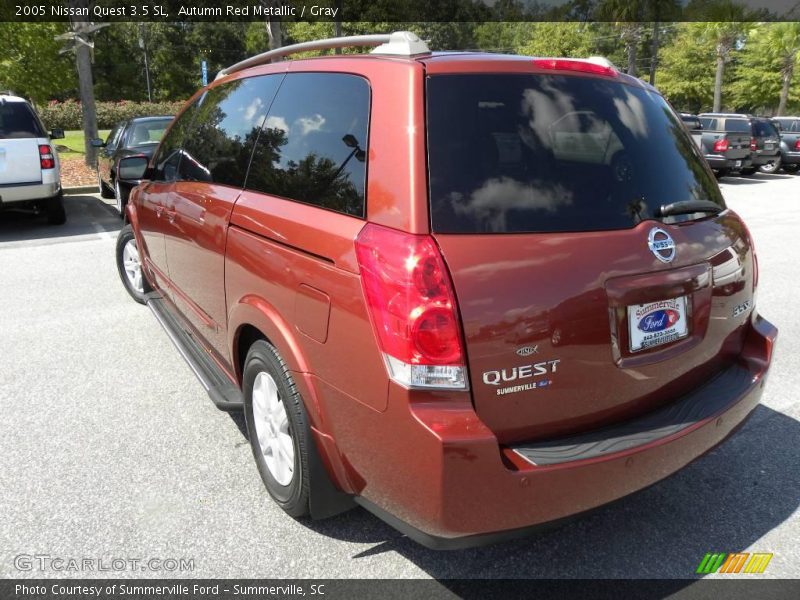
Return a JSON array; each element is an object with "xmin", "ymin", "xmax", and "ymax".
[{"xmin": 628, "ymin": 296, "xmax": 689, "ymax": 352}]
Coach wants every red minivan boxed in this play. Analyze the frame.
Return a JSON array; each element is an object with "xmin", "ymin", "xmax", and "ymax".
[{"xmin": 115, "ymin": 32, "xmax": 777, "ymax": 548}]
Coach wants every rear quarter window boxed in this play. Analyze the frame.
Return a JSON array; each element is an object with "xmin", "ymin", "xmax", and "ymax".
[
  {"xmin": 245, "ymin": 72, "xmax": 370, "ymax": 218},
  {"xmin": 426, "ymin": 74, "xmax": 723, "ymax": 234},
  {"xmin": 0, "ymin": 102, "xmax": 44, "ymax": 138}
]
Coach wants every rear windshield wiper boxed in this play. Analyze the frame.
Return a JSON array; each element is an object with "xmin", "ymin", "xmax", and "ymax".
[{"xmin": 657, "ymin": 200, "xmax": 724, "ymax": 218}]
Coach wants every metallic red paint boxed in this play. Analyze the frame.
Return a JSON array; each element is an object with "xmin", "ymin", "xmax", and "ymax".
[{"xmin": 128, "ymin": 52, "xmax": 777, "ymax": 545}]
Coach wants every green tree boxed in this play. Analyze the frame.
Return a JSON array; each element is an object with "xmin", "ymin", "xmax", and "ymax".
[
  {"xmin": 0, "ymin": 23, "xmax": 77, "ymax": 104},
  {"xmin": 515, "ymin": 23, "xmax": 595, "ymax": 57},
  {"xmin": 657, "ymin": 23, "xmax": 729, "ymax": 112}
]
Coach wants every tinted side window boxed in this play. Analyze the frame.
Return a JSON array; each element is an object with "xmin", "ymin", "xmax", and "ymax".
[
  {"xmin": 151, "ymin": 97, "xmax": 202, "ymax": 182},
  {"xmin": 792, "ymin": 120, "xmax": 800, "ymax": 132},
  {"xmin": 700, "ymin": 117, "xmax": 716, "ymax": 130},
  {"xmin": 0, "ymin": 102, "xmax": 44, "ymax": 138},
  {"xmin": 177, "ymin": 76, "xmax": 281, "ymax": 187},
  {"xmin": 246, "ymin": 73, "xmax": 370, "ymax": 217},
  {"xmin": 105, "ymin": 124, "xmax": 123, "ymax": 149}
]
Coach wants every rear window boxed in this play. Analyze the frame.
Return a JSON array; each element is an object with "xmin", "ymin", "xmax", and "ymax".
[
  {"xmin": 723, "ymin": 119, "xmax": 751, "ymax": 133},
  {"xmin": 126, "ymin": 118, "xmax": 172, "ymax": 147},
  {"xmin": 752, "ymin": 120, "xmax": 778, "ymax": 137},
  {"xmin": 0, "ymin": 102, "xmax": 44, "ymax": 138},
  {"xmin": 426, "ymin": 74, "xmax": 724, "ymax": 234}
]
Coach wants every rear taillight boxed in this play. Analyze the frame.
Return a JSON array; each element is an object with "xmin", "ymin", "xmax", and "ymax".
[
  {"xmin": 39, "ymin": 144, "xmax": 55, "ymax": 169},
  {"xmin": 532, "ymin": 58, "xmax": 617, "ymax": 78},
  {"xmin": 713, "ymin": 138, "xmax": 729, "ymax": 153},
  {"xmin": 794, "ymin": 139, "xmax": 800, "ymax": 150},
  {"xmin": 355, "ymin": 223, "xmax": 467, "ymax": 390},
  {"xmin": 750, "ymin": 137, "xmax": 757, "ymax": 151}
]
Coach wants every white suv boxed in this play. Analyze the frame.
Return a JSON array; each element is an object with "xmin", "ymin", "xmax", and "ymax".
[{"xmin": 0, "ymin": 92, "xmax": 66, "ymax": 224}]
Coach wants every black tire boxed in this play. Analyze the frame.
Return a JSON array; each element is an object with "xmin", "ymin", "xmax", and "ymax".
[
  {"xmin": 115, "ymin": 224, "xmax": 151, "ymax": 304},
  {"xmin": 740, "ymin": 167, "xmax": 757, "ymax": 176},
  {"xmin": 45, "ymin": 192, "xmax": 66, "ymax": 225},
  {"xmin": 714, "ymin": 169, "xmax": 729, "ymax": 179},
  {"xmin": 98, "ymin": 171, "xmax": 114, "ymax": 199},
  {"xmin": 783, "ymin": 163, "xmax": 800, "ymax": 173},
  {"xmin": 243, "ymin": 340, "xmax": 311, "ymax": 518},
  {"xmin": 758, "ymin": 158, "xmax": 781, "ymax": 174},
  {"xmin": 114, "ymin": 179, "xmax": 129, "ymax": 219}
]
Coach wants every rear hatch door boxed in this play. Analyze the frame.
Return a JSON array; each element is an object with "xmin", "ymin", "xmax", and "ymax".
[
  {"xmin": 426, "ymin": 71, "xmax": 755, "ymax": 444},
  {"xmin": 0, "ymin": 100, "xmax": 44, "ymax": 185}
]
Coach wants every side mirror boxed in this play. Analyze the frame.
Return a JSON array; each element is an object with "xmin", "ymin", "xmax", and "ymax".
[
  {"xmin": 50, "ymin": 128, "xmax": 65, "ymax": 140},
  {"xmin": 117, "ymin": 155, "xmax": 150, "ymax": 181},
  {"xmin": 90, "ymin": 138, "xmax": 106, "ymax": 148}
]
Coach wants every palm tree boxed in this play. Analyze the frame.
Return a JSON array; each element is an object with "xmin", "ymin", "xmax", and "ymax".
[
  {"xmin": 705, "ymin": 22, "xmax": 744, "ymax": 112},
  {"xmin": 597, "ymin": 0, "xmax": 645, "ymax": 77},
  {"xmin": 762, "ymin": 22, "xmax": 800, "ymax": 115}
]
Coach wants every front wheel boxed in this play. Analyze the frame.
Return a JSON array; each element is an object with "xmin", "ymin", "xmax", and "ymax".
[
  {"xmin": 115, "ymin": 224, "xmax": 151, "ymax": 304},
  {"xmin": 244, "ymin": 340, "xmax": 310, "ymax": 517},
  {"xmin": 758, "ymin": 158, "xmax": 781, "ymax": 174},
  {"xmin": 114, "ymin": 179, "xmax": 128, "ymax": 219}
]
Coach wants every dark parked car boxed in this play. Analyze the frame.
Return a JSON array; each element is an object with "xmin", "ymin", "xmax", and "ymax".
[
  {"xmin": 113, "ymin": 32, "xmax": 775, "ymax": 549},
  {"xmin": 699, "ymin": 113, "xmax": 781, "ymax": 175},
  {"xmin": 771, "ymin": 116, "xmax": 800, "ymax": 173},
  {"xmin": 93, "ymin": 116, "xmax": 173, "ymax": 216},
  {"xmin": 695, "ymin": 113, "xmax": 752, "ymax": 177}
]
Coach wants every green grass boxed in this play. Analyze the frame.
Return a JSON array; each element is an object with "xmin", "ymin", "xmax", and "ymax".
[{"xmin": 56, "ymin": 129, "xmax": 111, "ymax": 156}]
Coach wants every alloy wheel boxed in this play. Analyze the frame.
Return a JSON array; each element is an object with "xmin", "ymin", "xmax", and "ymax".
[{"xmin": 252, "ymin": 371, "xmax": 294, "ymax": 486}]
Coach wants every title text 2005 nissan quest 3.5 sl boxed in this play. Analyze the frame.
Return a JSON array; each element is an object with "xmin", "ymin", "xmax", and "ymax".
[{"xmin": 114, "ymin": 32, "xmax": 777, "ymax": 549}]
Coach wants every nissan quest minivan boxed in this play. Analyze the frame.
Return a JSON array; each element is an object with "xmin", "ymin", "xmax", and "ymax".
[{"xmin": 115, "ymin": 32, "xmax": 777, "ymax": 548}]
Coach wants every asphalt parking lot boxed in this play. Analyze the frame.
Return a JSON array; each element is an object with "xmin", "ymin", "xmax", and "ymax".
[{"xmin": 0, "ymin": 174, "xmax": 798, "ymax": 582}]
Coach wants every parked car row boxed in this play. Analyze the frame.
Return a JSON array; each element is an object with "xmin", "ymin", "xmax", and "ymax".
[
  {"xmin": 681, "ymin": 111, "xmax": 798, "ymax": 176},
  {"xmin": 0, "ymin": 91, "xmax": 66, "ymax": 224},
  {"xmin": 112, "ymin": 33, "xmax": 776, "ymax": 549},
  {"xmin": 92, "ymin": 116, "xmax": 173, "ymax": 217}
]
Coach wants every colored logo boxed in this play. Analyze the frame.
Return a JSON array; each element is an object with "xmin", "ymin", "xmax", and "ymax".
[
  {"xmin": 638, "ymin": 309, "xmax": 680, "ymax": 333},
  {"xmin": 648, "ymin": 227, "xmax": 676, "ymax": 263},
  {"xmin": 696, "ymin": 552, "xmax": 773, "ymax": 574}
]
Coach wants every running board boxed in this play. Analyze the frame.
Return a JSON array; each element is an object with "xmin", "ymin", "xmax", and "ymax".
[{"xmin": 147, "ymin": 295, "xmax": 243, "ymax": 411}]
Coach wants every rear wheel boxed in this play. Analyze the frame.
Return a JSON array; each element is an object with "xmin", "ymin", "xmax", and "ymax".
[
  {"xmin": 758, "ymin": 158, "xmax": 781, "ymax": 174},
  {"xmin": 98, "ymin": 171, "xmax": 114, "ymax": 199},
  {"xmin": 115, "ymin": 224, "xmax": 151, "ymax": 303},
  {"xmin": 45, "ymin": 192, "xmax": 66, "ymax": 225},
  {"xmin": 740, "ymin": 167, "xmax": 757, "ymax": 176},
  {"xmin": 783, "ymin": 163, "xmax": 800, "ymax": 173},
  {"xmin": 244, "ymin": 340, "xmax": 310, "ymax": 517},
  {"xmin": 714, "ymin": 169, "xmax": 728, "ymax": 179}
]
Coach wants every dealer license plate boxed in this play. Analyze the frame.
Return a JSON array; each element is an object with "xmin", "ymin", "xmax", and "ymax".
[{"xmin": 628, "ymin": 297, "xmax": 689, "ymax": 352}]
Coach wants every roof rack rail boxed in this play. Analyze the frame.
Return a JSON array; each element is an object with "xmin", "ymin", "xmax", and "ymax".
[
  {"xmin": 0, "ymin": 90, "xmax": 17, "ymax": 96},
  {"xmin": 216, "ymin": 31, "xmax": 430, "ymax": 80}
]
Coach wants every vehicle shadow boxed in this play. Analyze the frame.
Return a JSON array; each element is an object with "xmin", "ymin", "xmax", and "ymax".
[
  {"xmin": 0, "ymin": 194, "xmax": 121, "ymax": 244},
  {"xmin": 718, "ymin": 176, "xmax": 767, "ymax": 185},
  {"xmin": 294, "ymin": 404, "xmax": 799, "ymax": 579}
]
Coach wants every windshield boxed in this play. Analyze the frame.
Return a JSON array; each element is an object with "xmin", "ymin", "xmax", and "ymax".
[
  {"xmin": 426, "ymin": 74, "xmax": 724, "ymax": 234},
  {"xmin": 0, "ymin": 102, "xmax": 44, "ymax": 139},
  {"xmin": 126, "ymin": 118, "xmax": 172, "ymax": 147}
]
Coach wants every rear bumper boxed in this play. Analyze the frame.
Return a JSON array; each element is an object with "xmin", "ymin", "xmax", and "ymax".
[
  {"xmin": 0, "ymin": 181, "xmax": 60, "ymax": 205},
  {"xmin": 751, "ymin": 151, "xmax": 781, "ymax": 167},
  {"xmin": 780, "ymin": 150, "xmax": 800, "ymax": 165},
  {"xmin": 354, "ymin": 314, "xmax": 777, "ymax": 549},
  {"xmin": 705, "ymin": 154, "xmax": 751, "ymax": 170}
]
